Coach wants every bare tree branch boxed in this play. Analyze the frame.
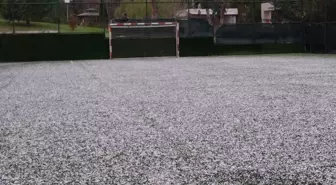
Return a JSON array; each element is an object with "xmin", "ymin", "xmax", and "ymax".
[
  {"xmin": 151, "ymin": 0, "xmax": 158, "ymax": 19},
  {"xmin": 204, "ymin": 0, "xmax": 226, "ymax": 31},
  {"xmin": 219, "ymin": 2, "xmax": 225, "ymax": 25},
  {"xmin": 206, "ymin": 7, "xmax": 213, "ymax": 26}
]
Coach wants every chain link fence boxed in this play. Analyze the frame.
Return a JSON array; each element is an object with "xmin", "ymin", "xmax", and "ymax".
[{"xmin": 0, "ymin": 0, "xmax": 336, "ymax": 52}]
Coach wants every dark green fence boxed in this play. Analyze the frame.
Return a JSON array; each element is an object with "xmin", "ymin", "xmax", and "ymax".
[
  {"xmin": 0, "ymin": 33, "xmax": 108, "ymax": 62},
  {"xmin": 0, "ymin": 33, "xmax": 304, "ymax": 62},
  {"xmin": 215, "ymin": 23, "xmax": 304, "ymax": 45},
  {"xmin": 306, "ymin": 23, "xmax": 336, "ymax": 53},
  {"xmin": 1, "ymin": 0, "xmax": 336, "ymax": 61}
]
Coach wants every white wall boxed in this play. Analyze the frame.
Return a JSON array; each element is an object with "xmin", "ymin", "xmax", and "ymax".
[
  {"xmin": 223, "ymin": 16, "xmax": 236, "ymax": 24},
  {"xmin": 261, "ymin": 2, "xmax": 274, "ymax": 23}
]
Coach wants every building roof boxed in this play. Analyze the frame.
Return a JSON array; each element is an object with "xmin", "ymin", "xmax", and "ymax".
[
  {"xmin": 175, "ymin": 8, "xmax": 238, "ymax": 19},
  {"xmin": 77, "ymin": 8, "xmax": 99, "ymax": 17},
  {"xmin": 261, "ymin": 2, "xmax": 275, "ymax": 11},
  {"xmin": 225, "ymin": 8, "xmax": 239, "ymax": 15},
  {"xmin": 86, "ymin": 8, "xmax": 98, "ymax": 12},
  {"xmin": 77, "ymin": 12, "xmax": 99, "ymax": 17}
]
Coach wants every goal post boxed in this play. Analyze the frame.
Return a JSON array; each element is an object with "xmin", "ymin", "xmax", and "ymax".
[{"xmin": 108, "ymin": 22, "xmax": 179, "ymax": 59}]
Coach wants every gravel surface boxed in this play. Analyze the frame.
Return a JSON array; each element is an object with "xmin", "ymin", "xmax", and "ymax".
[{"xmin": 1, "ymin": 55, "xmax": 336, "ymax": 184}]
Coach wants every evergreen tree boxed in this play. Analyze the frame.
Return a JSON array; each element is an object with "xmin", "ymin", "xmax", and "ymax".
[{"xmin": 1, "ymin": 0, "xmax": 56, "ymax": 25}]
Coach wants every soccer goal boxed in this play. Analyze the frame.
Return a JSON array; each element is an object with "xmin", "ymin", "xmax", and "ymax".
[{"xmin": 108, "ymin": 22, "xmax": 179, "ymax": 59}]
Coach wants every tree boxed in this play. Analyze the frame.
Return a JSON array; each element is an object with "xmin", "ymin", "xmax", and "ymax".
[
  {"xmin": 155, "ymin": 1, "xmax": 184, "ymax": 19},
  {"xmin": 200, "ymin": 0, "xmax": 227, "ymax": 32},
  {"xmin": 68, "ymin": 14, "xmax": 77, "ymax": 30},
  {"xmin": 326, "ymin": 1, "xmax": 336, "ymax": 22},
  {"xmin": 151, "ymin": 0, "xmax": 158, "ymax": 19},
  {"xmin": 1, "ymin": 0, "xmax": 56, "ymax": 25},
  {"xmin": 114, "ymin": 0, "xmax": 184, "ymax": 19},
  {"xmin": 1, "ymin": 0, "xmax": 24, "ymax": 22},
  {"xmin": 99, "ymin": 0, "xmax": 108, "ymax": 25},
  {"xmin": 248, "ymin": 1, "xmax": 261, "ymax": 23},
  {"xmin": 114, "ymin": 0, "xmax": 152, "ymax": 19},
  {"xmin": 272, "ymin": 0, "xmax": 328, "ymax": 22}
]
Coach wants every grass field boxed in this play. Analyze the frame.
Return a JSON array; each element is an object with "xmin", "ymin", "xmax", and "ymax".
[
  {"xmin": 0, "ymin": 19, "xmax": 104, "ymax": 33},
  {"xmin": 1, "ymin": 55, "xmax": 336, "ymax": 184}
]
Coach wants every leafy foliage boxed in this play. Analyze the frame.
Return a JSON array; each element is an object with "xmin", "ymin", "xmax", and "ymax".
[
  {"xmin": 272, "ymin": 0, "xmax": 309, "ymax": 22},
  {"xmin": 272, "ymin": 0, "xmax": 336, "ymax": 22},
  {"xmin": 115, "ymin": 0, "xmax": 152, "ymax": 19},
  {"xmin": 99, "ymin": 0, "xmax": 108, "ymax": 25},
  {"xmin": 68, "ymin": 15, "xmax": 77, "ymax": 31},
  {"xmin": 114, "ymin": 0, "xmax": 184, "ymax": 19},
  {"xmin": 156, "ymin": 1, "xmax": 184, "ymax": 18},
  {"xmin": 1, "ymin": 0, "xmax": 56, "ymax": 25}
]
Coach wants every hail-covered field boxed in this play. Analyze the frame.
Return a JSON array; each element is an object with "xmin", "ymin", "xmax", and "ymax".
[{"xmin": 1, "ymin": 55, "xmax": 336, "ymax": 184}]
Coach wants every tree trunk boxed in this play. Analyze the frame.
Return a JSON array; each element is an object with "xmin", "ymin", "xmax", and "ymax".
[
  {"xmin": 219, "ymin": 3, "xmax": 225, "ymax": 25},
  {"xmin": 151, "ymin": 0, "xmax": 158, "ymax": 19},
  {"xmin": 104, "ymin": 0, "xmax": 120, "ymax": 21},
  {"xmin": 205, "ymin": 0, "xmax": 226, "ymax": 31},
  {"xmin": 206, "ymin": 8, "xmax": 213, "ymax": 26},
  {"xmin": 104, "ymin": 0, "xmax": 111, "ymax": 21}
]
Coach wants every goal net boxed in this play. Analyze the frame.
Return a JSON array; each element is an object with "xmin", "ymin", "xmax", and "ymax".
[{"xmin": 108, "ymin": 22, "xmax": 179, "ymax": 59}]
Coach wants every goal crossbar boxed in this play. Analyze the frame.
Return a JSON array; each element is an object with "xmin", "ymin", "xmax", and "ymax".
[{"xmin": 108, "ymin": 22, "xmax": 180, "ymax": 59}]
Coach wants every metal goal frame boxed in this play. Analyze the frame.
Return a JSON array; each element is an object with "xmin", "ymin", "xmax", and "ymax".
[{"xmin": 108, "ymin": 22, "xmax": 180, "ymax": 59}]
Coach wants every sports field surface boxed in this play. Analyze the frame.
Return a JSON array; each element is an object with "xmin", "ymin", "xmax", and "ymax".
[{"xmin": 1, "ymin": 55, "xmax": 336, "ymax": 184}]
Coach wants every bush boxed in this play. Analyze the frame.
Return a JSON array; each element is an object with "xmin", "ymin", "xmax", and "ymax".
[
  {"xmin": 1, "ymin": 0, "xmax": 56, "ymax": 25},
  {"xmin": 114, "ymin": 0, "xmax": 184, "ymax": 19}
]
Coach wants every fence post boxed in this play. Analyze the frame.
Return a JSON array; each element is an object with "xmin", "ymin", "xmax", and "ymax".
[
  {"xmin": 146, "ymin": 0, "xmax": 148, "ymax": 21},
  {"xmin": 309, "ymin": 0, "xmax": 313, "ymax": 53},
  {"xmin": 324, "ymin": 0, "xmax": 327, "ymax": 53},
  {"xmin": 187, "ymin": 0, "xmax": 190, "ymax": 36},
  {"xmin": 11, "ymin": 1, "xmax": 15, "ymax": 34},
  {"xmin": 100, "ymin": 0, "xmax": 105, "ymax": 34},
  {"xmin": 57, "ymin": 1, "xmax": 60, "ymax": 33},
  {"xmin": 104, "ymin": 1, "xmax": 106, "ymax": 34},
  {"xmin": 252, "ymin": 0, "xmax": 255, "ymax": 24},
  {"xmin": 212, "ymin": 3, "xmax": 215, "ymax": 42},
  {"xmin": 300, "ymin": 0, "xmax": 306, "ymax": 52},
  {"xmin": 252, "ymin": 0, "xmax": 256, "ymax": 44}
]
